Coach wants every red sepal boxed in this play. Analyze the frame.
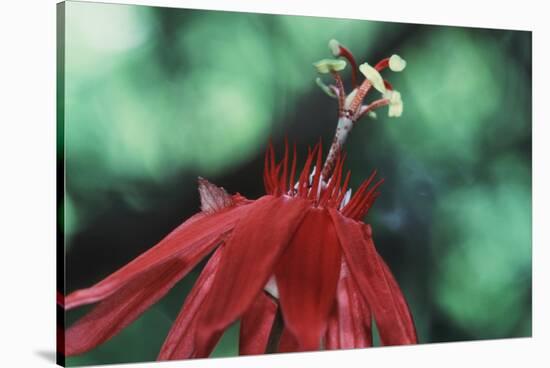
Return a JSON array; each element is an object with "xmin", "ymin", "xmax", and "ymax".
[
  {"xmin": 157, "ymin": 246, "xmax": 224, "ymax": 360},
  {"xmin": 329, "ymin": 209, "xmax": 417, "ymax": 345},
  {"xmin": 239, "ymin": 292, "xmax": 278, "ymax": 355}
]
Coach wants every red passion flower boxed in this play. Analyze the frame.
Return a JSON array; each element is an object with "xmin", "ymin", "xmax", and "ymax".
[{"xmin": 63, "ymin": 39, "xmax": 417, "ymax": 360}]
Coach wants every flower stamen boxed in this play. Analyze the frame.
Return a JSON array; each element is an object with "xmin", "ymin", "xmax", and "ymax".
[
  {"xmin": 332, "ymin": 72, "xmax": 346, "ymax": 117},
  {"xmin": 356, "ymin": 98, "xmax": 390, "ymax": 121},
  {"xmin": 315, "ymin": 77, "xmax": 338, "ymax": 99},
  {"xmin": 348, "ymin": 78, "xmax": 373, "ymax": 117},
  {"xmin": 313, "ymin": 58, "xmax": 347, "ymax": 115},
  {"xmin": 329, "ymin": 39, "xmax": 359, "ymax": 88},
  {"xmin": 313, "ymin": 41, "xmax": 406, "ymax": 179},
  {"xmin": 375, "ymin": 54, "xmax": 407, "ymax": 72}
]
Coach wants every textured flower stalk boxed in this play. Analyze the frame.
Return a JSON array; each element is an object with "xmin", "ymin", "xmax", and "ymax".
[
  {"xmin": 315, "ymin": 40, "xmax": 406, "ymax": 179},
  {"xmin": 62, "ymin": 39, "xmax": 417, "ymax": 361}
]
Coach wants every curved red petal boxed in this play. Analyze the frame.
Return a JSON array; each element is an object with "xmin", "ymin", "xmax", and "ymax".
[
  {"xmin": 157, "ymin": 246, "xmax": 224, "ymax": 361},
  {"xmin": 195, "ymin": 195, "xmax": 310, "ymax": 356},
  {"xmin": 66, "ymin": 257, "xmax": 189, "ymax": 356},
  {"xmin": 278, "ymin": 327, "xmax": 300, "ymax": 353},
  {"xmin": 328, "ymin": 209, "xmax": 417, "ymax": 346},
  {"xmin": 371, "ymin": 228, "xmax": 417, "ymax": 344},
  {"xmin": 65, "ymin": 203, "xmax": 251, "ymax": 310},
  {"xmin": 239, "ymin": 292, "xmax": 278, "ymax": 355},
  {"xmin": 275, "ymin": 208, "xmax": 341, "ymax": 351},
  {"xmin": 326, "ymin": 259, "xmax": 372, "ymax": 349}
]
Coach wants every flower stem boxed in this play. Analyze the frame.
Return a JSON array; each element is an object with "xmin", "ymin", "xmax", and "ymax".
[{"xmin": 321, "ymin": 116, "xmax": 354, "ymax": 179}]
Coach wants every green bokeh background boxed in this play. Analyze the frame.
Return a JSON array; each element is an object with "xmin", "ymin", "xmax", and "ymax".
[{"xmin": 59, "ymin": 1, "xmax": 532, "ymax": 366}]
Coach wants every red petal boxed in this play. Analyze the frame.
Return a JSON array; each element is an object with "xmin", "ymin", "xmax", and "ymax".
[
  {"xmin": 65, "ymin": 202, "xmax": 252, "ymax": 310},
  {"xmin": 373, "ymin": 230, "xmax": 417, "ymax": 342},
  {"xmin": 325, "ymin": 259, "xmax": 372, "ymax": 349},
  {"xmin": 274, "ymin": 208, "xmax": 341, "ymax": 350},
  {"xmin": 66, "ymin": 257, "xmax": 189, "ymax": 356},
  {"xmin": 328, "ymin": 209, "xmax": 417, "ymax": 345},
  {"xmin": 279, "ymin": 138, "xmax": 289, "ymax": 193},
  {"xmin": 239, "ymin": 292, "xmax": 278, "ymax": 355},
  {"xmin": 195, "ymin": 195, "xmax": 310, "ymax": 356},
  {"xmin": 289, "ymin": 142, "xmax": 297, "ymax": 192},
  {"xmin": 278, "ymin": 327, "xmax": 300, "ymax": 353},
  {"xmin": 297, "ymin": 145, "xmax": 318, "ymax": 197},
  {"xmin": 157, "ymin": 246, "xmax": 224, "ymax": 360},
  {"xmin": 325, "ymin": 312, "xmax": 339, "ymax": 350},
  {"xmin": 308, "ymin": 141, "xmax": 323, "ymax": 200}
]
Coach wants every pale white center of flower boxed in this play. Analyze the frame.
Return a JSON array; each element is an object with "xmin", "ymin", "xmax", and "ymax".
[{"xmin": 359, "ymin": 62, "xmax": 386, "ymax": 93}]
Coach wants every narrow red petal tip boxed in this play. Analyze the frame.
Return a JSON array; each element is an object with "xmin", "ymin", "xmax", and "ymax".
[
  {"xmin": 280, "ymin": 138, "xmax": 289, "ymax": 194},
  {"xmin": 342, "ymin": 170, "xmax": 383, "ymax": 220},
  {"xmin": 309, "ymin": 140, "xmax": 323, "ymax": 200},
  {"xmin": 289, "ymin": 142, "xmax": 297, "ymax": 192}
]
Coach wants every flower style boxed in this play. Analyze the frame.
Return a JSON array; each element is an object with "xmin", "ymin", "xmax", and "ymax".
[{"xmin": 63, "ymin": 39, "xmax": 417, "ymax": 361}]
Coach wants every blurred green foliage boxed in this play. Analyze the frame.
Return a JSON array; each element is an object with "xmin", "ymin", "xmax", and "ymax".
[{"xmin": 60, "ymin": 1, "xmax": 531, "ymax": 366}]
